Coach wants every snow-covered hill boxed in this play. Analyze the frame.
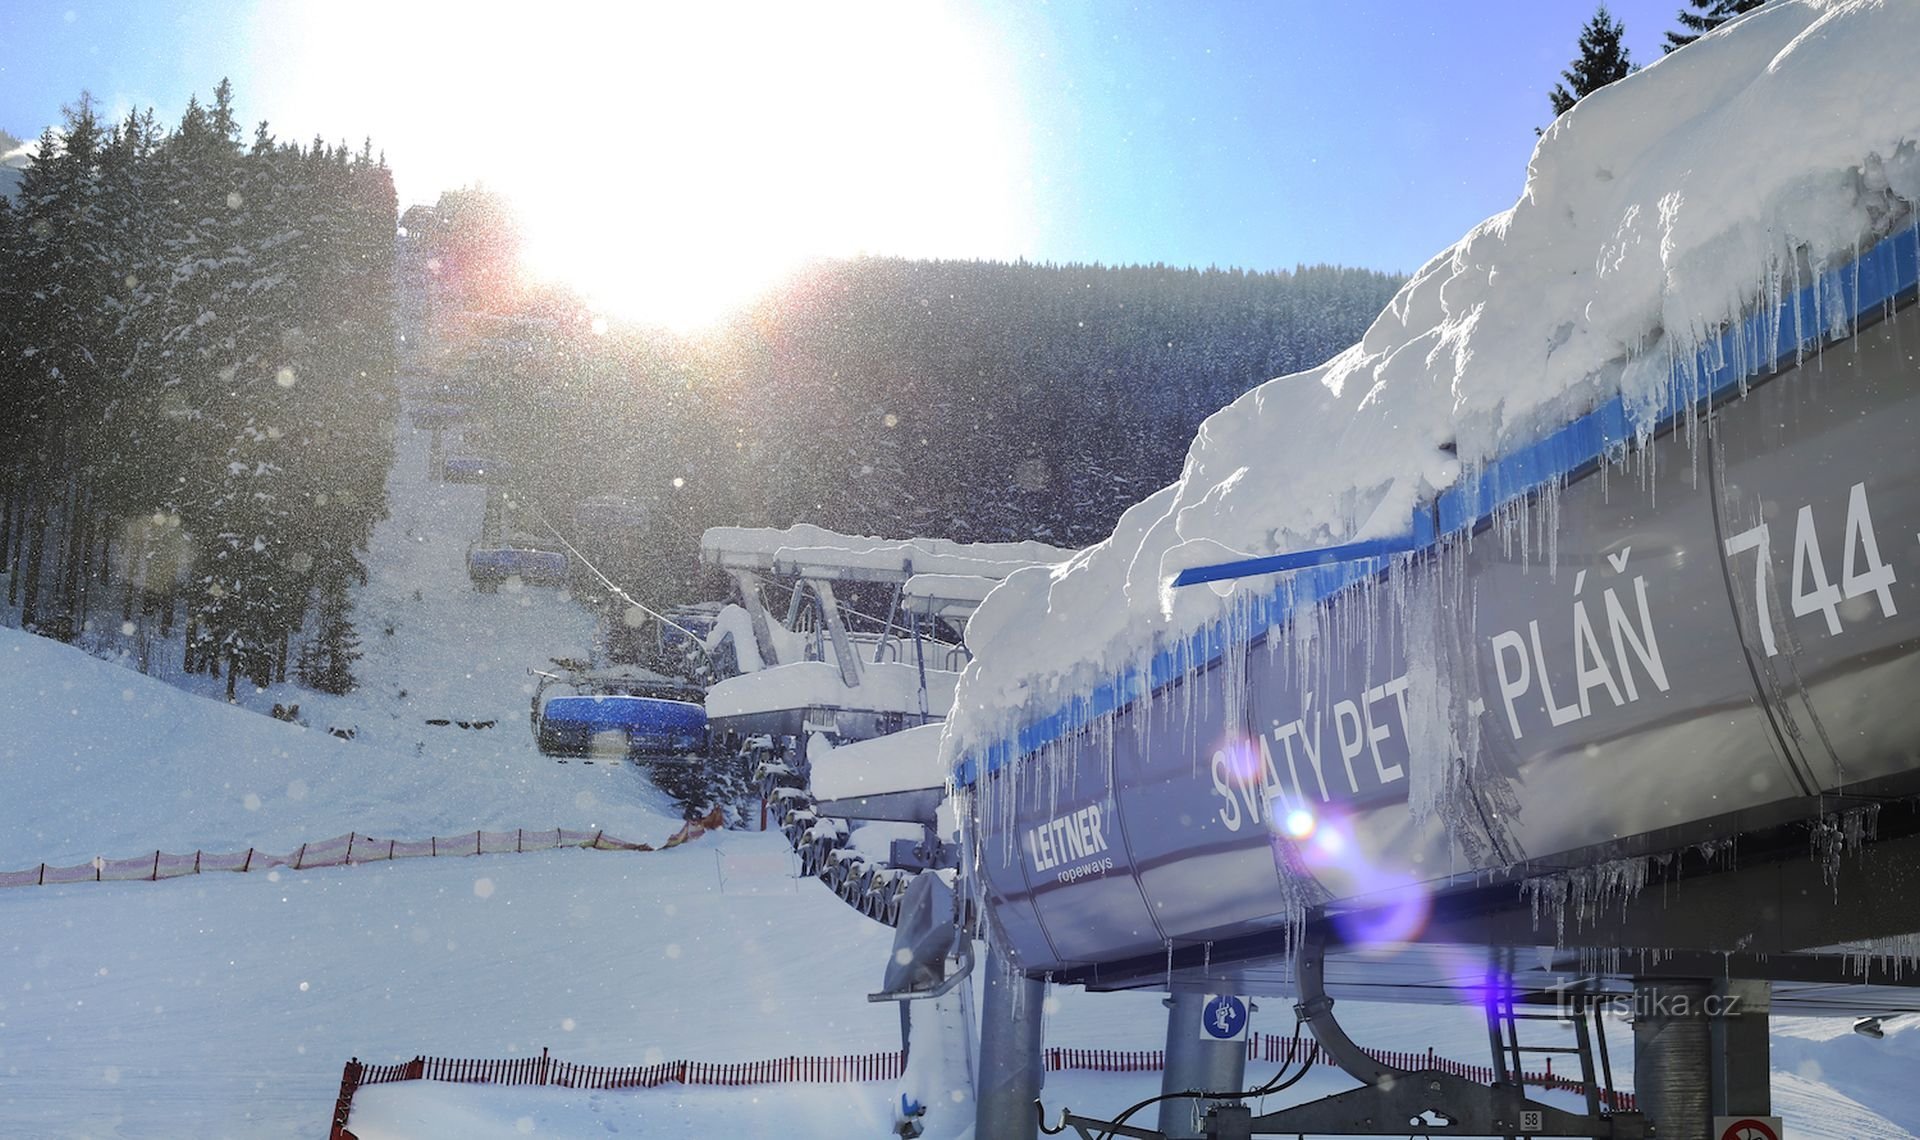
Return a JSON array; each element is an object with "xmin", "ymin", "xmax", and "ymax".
[{"xmin": 0, "ymin": 394, "xmax": 688, "ymax": 871}]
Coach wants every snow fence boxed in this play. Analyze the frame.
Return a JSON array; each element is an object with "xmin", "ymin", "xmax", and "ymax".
[
  {"xmin": 0, "ymin": 811, "xmax": 725, "ymax": 890},
  {"xmin": 331, "ymin": 1034, "xmax": 1634, "ymax": 1135},
  {"xmin": 330, "ymin": 1048, "xmax": 908, "ymax": 1138}
]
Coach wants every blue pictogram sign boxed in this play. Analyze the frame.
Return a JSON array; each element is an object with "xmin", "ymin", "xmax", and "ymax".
[{"xmin": 1200, "ymin": 994, "xmax": 1249, "ymax": 1041}]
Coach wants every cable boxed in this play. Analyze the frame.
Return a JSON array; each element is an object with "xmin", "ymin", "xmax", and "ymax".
[
  {"xmin": 518, "ymin": 497, "xmax": 713, "ymax": 656},
  {"xmin": 1077, "ymin": 1017, "xmax": 1316, "ymax": 1140}
]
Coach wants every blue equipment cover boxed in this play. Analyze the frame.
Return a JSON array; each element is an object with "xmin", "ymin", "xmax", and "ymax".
[
  {"xmin": 443, "ymin": 456, "xmax": 508, "ymax": 483},
  {"xmin": 410, "ymin": 403, "xmax": 473, "ymax": 429},
  {"xmin": 537, "ymin": 694, "xmax": 708, "ymax": 757},
  {"xmin": 468, "ymin": 548, "xmax": 569, "ymax": 586}
]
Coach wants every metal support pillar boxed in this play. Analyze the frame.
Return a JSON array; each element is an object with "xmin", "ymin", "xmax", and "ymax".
[
  {"xmin": 976, "ymin": 941, "xmax": 1044, "ymax": 1140},
  {"xmin": 729, "ymin": 570, "xmax": 779, "ymax": 669},
  {"xmin": 1158, "ymin": 993, "xmax": 1249, "ymax": 1139},
  {"xmin": 1710, "ymin": 979, "xmax": 1771, "ymax": 1117},
  {"xmin": 1632, "ymin": 979, "xmax": 1712, "ymax": 1140},
  {"xmin": 812, "ymin": 579, "xmax": 864, "ymax": 687}
]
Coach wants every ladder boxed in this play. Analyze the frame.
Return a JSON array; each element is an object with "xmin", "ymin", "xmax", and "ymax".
[{"xmin": 1484, "ymin": 951, "xmax": 1621, "ymax": 1138}]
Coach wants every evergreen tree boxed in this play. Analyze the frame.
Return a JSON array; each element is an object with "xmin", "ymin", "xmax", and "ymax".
[
  {"xmin": 297, "ymin": 566, "xmax": 362, "ymax": 695},
  {"xmin": 1548, "ymin": 7, "xmax": 1634, "ymax": 124},
  {"xmin": 0, "ymin": 80, "xmax": 395, "ymax": 698},
  {"xmin": 1664, "ymin": 0, "xmax": 1765, "ymax": 53}
]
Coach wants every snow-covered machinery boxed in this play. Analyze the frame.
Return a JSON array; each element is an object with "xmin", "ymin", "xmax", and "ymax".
[
  {"xmin": 955, "ymin": 167, "xmax": 1920, "ymax": 1140},
  {"xmin": 531, "ymin": 662, "xmax": 707, "ymax": 758},
  {"xmin": 699, "ymin": 524, "xmax": 1070, "ymax": 924},
  {"xmin": 466, "ymin": 546, "xmax": 569, "ymax": 590}
]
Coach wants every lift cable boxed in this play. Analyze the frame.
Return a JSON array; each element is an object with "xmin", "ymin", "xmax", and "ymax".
[{"xmin": 520, "ymin": 497, "xmax": 712, "ymax": 658}]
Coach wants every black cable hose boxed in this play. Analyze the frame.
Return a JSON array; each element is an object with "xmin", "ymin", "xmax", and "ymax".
[{"xmin": 1047, "ymin": 1016, "xmax": 1314, "ymax": 1140}]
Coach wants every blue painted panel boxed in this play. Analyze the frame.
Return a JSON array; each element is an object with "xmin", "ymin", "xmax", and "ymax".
[
  {"xmin": 468, "ymin": 548, "xmax": 569, "ymax": 585},
  {"xmin": 538, "ymin": 695, "xmax": 707, "ymax": 756},
  {"xmin": 444, "ymin": 456, "xmax": 509, "ymax": 483}
]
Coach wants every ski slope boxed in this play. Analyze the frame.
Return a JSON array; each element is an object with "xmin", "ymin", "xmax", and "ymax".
[{"xmin": 0, "ymin": 403, "xmax": 685, "ymax": 872}]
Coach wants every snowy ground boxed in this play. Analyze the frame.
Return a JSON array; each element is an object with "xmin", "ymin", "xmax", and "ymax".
[{"xmin": 2, "ymin": 367, "xmax": 1917, "ymax": 1136}]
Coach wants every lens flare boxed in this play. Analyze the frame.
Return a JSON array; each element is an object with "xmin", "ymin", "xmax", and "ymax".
[
  {"xmin": 1283, "ymin": 809, "xmax": 1316, "ymax": 840},
  {"xmin": 1270, "ymin": 800, "xmax": 1434, "ymax": 950}
]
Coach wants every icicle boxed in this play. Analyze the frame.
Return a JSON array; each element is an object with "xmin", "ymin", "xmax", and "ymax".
[
  {"xmin": 1810, "ymin": 803, "xmax": 1880, "ymax": 891},
  {"xmin": 1519, "ymin": 855, "xmax": 1653, "ymax": 946}
]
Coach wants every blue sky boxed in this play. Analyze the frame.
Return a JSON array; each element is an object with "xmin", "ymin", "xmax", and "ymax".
[{"xmin": 1, "ymin": 0, "xmax": 1689, "ymax": 320}]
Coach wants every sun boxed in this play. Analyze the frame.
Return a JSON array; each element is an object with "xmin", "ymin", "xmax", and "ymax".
[{"xmin": 250, "ymin": 1, "xmax": 1037, "ymax": 331}]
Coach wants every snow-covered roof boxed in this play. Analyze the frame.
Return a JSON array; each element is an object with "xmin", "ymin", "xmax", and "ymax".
[
  {"xmin": 810, "ymin": 722, "xmax": 948, "ymax": 801},
  {"xmin": 705, "ymin": 660, "xmax": 958, "ymax": 720},
  {"xmin": 902, "ymin": 573, "xmax": 1003, "ymax": 621},
  {"xmin": 701, "ymin": 523, "xmax": 1072, "ymax": 583},
  {"xmin": 946, "ymin": 0, "xmax": 1920, "ymax": 767}
]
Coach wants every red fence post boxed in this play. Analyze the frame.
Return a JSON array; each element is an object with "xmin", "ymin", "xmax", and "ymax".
[{"xmin": 329, "ymin": 1058, "xmax": 364, "ymax": 1140}]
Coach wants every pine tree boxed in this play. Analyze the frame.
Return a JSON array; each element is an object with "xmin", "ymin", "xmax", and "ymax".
[
  {"xmin": 0, "ymin": 80, "xmax": 395, "ymax": 695},
  {"xmin": 1664, "ymin": 0, "xmax": 1765, "ymax": 53},
  {"xmin": 297, "ymin": 567, "xmax": 362, "ymax": 695},
  {"xmin": 1548, "ymin": 7, "xmax": 1634, "ymax": 124}
]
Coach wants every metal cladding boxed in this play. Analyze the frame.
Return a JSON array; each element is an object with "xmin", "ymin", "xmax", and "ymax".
[
  {"xmin": 536, "ymin": 695, "xmax": 708, "ymax": 757},
  {"xmin": 969, "ymin": 233, "xmax": 1920, "ymax": 980}
]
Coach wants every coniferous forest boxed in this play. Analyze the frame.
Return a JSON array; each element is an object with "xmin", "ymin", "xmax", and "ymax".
[
  {"xmin": 1, "ymin": 90, "xmax": 1401, "ymax": 698},
  {"xmin": 0, "ymin": 84, "xmax": 399, "ymax": 697},
  {"xmin": 408, "ymin": 195, "xmax": 1404, "ymax": 610}
]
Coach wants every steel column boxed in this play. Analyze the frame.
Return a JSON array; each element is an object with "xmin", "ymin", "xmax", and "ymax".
[
  {"xmin": 1710, "ymin": 979, "xmax": 1771, "ymax": 1117},
  {"xmin": 1632, "ymin": 979, "xmax": 1713, "ymax": 1140},
  {"xmin": 976, "ymin": 941, "xmax": 1044, "ymax": 1140},
  {"xmin": 1157, "ymin": 992, "xmax": 1250, "ymax": 1139}
]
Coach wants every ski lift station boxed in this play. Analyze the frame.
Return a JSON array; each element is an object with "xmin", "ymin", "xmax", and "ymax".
[{"xmin": 702, "ymin": 7, "xmax": 1920, "ymax": 1139}]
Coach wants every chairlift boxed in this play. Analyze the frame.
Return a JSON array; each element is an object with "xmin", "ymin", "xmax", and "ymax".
[
  {"xmin": 443, "ymin": 456, "xmax": 509, "ymax": 484},
  {"xmin": 467, "ymin": 547, "xmax": 569, "ymax": 590}
]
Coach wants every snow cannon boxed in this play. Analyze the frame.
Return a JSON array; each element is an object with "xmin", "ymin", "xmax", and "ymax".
[
  {"xmin": 535, "ymin": 694, "xmax": 708, "ymax": 758},
  {"xmin": 442, "ymin": 455, "xmax": 509, "ymax": 484},
  {"xmin": 959, "ymin": 227, "xmax": 1920, "ymax": 1014},
  {"xmin": 467, "ymin": 547, "xmax": 569, "ymax": 591}
]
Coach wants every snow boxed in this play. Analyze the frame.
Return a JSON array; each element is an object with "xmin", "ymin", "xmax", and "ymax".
[
  {"xmin": 706, "ymin": 660, "xmax": 957, "ymax": 720},
  {"xmin": 702, "ymin": 523, "xmax": 1072, "ymax": 579},
  {"xmin": 3, "ymin": 496, "xmax": 1914, "ymax": 1140},
  {"xmin": 8, "ymin": 14, "xmax": 1920, "ymax": 1129},
  {"xmin": 0, "ymin": 836, "xmax": 902, "ymax": 1136},
  {"xmin": 945, "ymin": 0, "xmax": 1920, "ymax": 765},
  {"xmin": 0, "ymin": 414, "xmax": 685, "ymax": 873},
  {"xmin": 903, "ymin": 573, "xmax": 1003, "ymax": 621},
  {"xmin": 702, "ymin": 602, "xmax": 770, "ymax": 671},
  {"xmin": 701, "ymin": 602, "xmax": 817, "ymax": 672},
  {"xmin": 813, "ymin": 722, "xmax": 949, "ymax": 801}
]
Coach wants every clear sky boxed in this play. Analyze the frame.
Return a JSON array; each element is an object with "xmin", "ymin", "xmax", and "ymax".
[{"xmin": 0, "ymin": 0, "xmax": 1688, "ymax": 326}]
